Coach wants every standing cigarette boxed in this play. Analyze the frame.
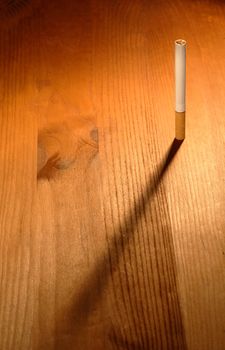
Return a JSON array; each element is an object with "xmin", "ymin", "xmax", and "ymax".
[{"xmin": 175, "ymin": 39, "xmax": 186, "ymax": 140}]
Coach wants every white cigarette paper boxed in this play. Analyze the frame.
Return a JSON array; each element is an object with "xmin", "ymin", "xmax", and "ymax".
[{"xmin": 175, "ymin": 39, "xmax": 186, "ymax": 112}]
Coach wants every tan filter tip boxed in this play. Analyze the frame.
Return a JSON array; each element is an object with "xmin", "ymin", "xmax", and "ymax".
[{"xmin": 175, "ymin": 111, "xmax": 185, "ymax": 140}]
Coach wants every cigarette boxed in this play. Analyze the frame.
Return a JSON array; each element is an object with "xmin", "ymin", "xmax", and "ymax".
[{"xmin": 175, "ymin": 39, "xmax": 186, "ymax": 140}]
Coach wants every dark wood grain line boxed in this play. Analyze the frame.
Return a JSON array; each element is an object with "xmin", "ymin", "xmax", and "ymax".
[
  {"xmin": 109, "ymin": 12, "xmax": 150, "ymax": 349},
  {"xmin": 105, "ymin": 6, "xmax": 140, "ymax": 345}
]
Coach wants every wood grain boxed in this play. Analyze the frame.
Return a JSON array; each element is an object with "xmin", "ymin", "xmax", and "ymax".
[{"xmin": 0, "ymin": 0, "xmax": 225, "ymax": 349}]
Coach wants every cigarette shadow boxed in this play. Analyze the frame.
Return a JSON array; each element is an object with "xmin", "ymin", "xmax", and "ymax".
[
  {"xmin": 64, "ymin": 138, "xmax": 185, "ymax": 347},
  {"xmin": 159, "ymin": 138, "xmax": 183, "ymax": 179}
]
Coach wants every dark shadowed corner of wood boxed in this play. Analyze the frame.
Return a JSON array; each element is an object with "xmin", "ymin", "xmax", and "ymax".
[
  {"xmin": 62, "ymin": 138, "xmax": 187, "ymax": 349},
  {"xmin": 0, "ymin": 0, "xmax": 40, "ymax": 29}
]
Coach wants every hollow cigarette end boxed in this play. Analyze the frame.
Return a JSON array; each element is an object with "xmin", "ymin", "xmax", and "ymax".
[
  {"xmin": 175, "ymin": 111, "xmax": 185, "ymax": 140},
  {"xmin": 175, "ymin": 39, "xmax": 186, "ymax": 47}
]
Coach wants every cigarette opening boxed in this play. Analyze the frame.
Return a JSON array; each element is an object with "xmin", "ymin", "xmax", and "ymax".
[{"xmin": 175, "ymin": 39, "xmax": 186, "ymax": 46}]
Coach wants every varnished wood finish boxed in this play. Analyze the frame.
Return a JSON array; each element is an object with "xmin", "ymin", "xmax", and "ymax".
[{"xmin": 0, "ymin": 0, "xmax": 225, "ymax": 349}]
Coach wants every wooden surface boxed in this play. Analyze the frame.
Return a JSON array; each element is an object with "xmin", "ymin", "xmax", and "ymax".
[{"xmin": 0, "ymin": 0, "xmax": 225, "ymax": 349}]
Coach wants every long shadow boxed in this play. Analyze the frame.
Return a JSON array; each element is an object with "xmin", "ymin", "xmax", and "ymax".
[{"xmin": 67, "ymin": 138, "xmax": 185, "ymax": 347}]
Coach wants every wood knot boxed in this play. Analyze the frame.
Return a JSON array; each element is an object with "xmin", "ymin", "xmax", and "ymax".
[
  {"xmin": 37, "ymin": 118, "xmax": 98, "ymax": 180},
  {"xmin": 0, "ymin": 0, "xmax": 40, "ymax": 28}
]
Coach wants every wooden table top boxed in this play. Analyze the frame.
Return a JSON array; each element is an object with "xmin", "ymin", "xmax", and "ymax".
[{"xmin": 0, "ymin": 0, "xmax": 224, "ymax": 349}]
